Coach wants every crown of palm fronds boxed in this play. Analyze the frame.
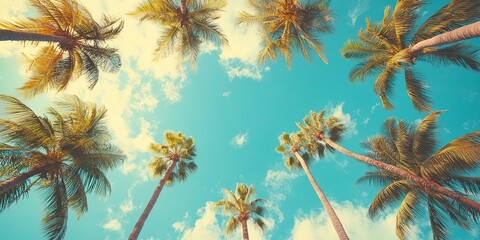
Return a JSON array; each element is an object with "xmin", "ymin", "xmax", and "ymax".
[
  {"xmin": 215, "ymin": 183, "xmax": 267, "ymax": 235},
  {"xmin": 0, "ymin": 0, "xmax": 124, "ymax": 97},
  {"xmin": 149, "ymin": 131, "xmax": 197, "ymax": 185},
  {"xmin": 0, "ymin": 94, "xmax": 125, "ymax": 240},
  {"xmin": 239, "ymin": 0, "xmax": 333, "ymax": 68},
  {"xmin": 342, "ymin": 0, "xmax": 480, "ymax": 112},
  {"xmin": 357, "ymin": 111, "xmax": 480, "ymax": 240},
  {"xmin": 130, "ymin": 0, "xmax": 228, "ymax": 69}
]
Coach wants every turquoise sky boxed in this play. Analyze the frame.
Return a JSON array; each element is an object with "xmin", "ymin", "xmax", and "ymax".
[{"xmin": 0, "ymin": 0, "xmax": 479, "ymax": 239}]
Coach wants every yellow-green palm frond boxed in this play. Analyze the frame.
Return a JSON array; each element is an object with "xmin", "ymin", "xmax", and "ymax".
[
  {"xmin": 373, "ymin": 65, "xmax": 399, "ymax": 110},
  {"xmin": 149, "ymin": 132, "xmax": 196, "ymax": 184},
  {"xmin": 412, "ymin": 111, "xmax": 442, "ymax": 162},
  {"xmin": 422, "ymin": 131, "xmax": 480, "ymax": 178},
  {"xmin": 418, "ymin": 44, "xmax": 480, "ymax": 72},
  {"xmin": 40, "ymin": 177, "xmax": 69, "ymax": 240},
  {"xmin": 396, "ymin": 189, "xmax": 424, "ymax": 239},
  {"xmin": 240, "ymin": 0, "xmax": 332, "ymax": 67},
  {"xmin": 224, "ymin": 217, "xmax": 240, "ymax": 235},
  {"xmin": 413, "ymin": 0, "xmax": 480, "ymax": 43},
  {"xmin": 216, "ymin": 183, "xmax": 268, "ymax": 234},
  {"xmin": 368, "ymin": 180, "xmax": 410, "ymax": 219},
  {"xmin": 427, "ymin": 197, "xmax": 449, "ymax": 240},
  {"xmin": 392, "ymin": 0, "xmax": 424, "ymax": 46},
  {"xmin": 404, "ymin": 68, "xmax": 431, "ymax": 112},
  {"xmin": 0, "ymin": 95, "xmax": 55, "ymax": 149}
]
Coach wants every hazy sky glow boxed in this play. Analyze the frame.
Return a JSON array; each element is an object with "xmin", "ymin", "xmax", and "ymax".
[{"xmin": 0, "ymin": 0, "xmax": 479, "ymax": 240}]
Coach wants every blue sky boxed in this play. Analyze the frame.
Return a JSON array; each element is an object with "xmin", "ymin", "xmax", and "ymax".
[{"xmin": 0, "ymin": 0, "xmax": 479, "ymax": 239}]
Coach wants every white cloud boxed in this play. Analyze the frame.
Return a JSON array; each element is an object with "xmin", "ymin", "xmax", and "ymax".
[
  {"xmin": 217, "ymin": 0, "xmax": 264, "ymax": 80},
  {"xmin": 178, "ymin": 202, "xmax": 223, "ymax": 240},
  {"xmin": 463, "ymin": 120, "xmax": 480, "ymax": 131},
  {"xmin": 264, "ymin": 170, "xmax": 300, "ymax": 191},
  {"xmin": 362, "ymin": 118, "xmax": 370, "ymax": 125},
  {"xmin": 289, "ymin": 201, "xmax": 424, "ymax": 240},
  {"xmin": 172, "ymin": 213, "xmax": 189, "ymax": 232},
  {"xmin": 120, "ymin": 162, "xmax": 137, "ymax": 175},
  {"xmin": 348, "ymin": 0, "xmax": 369, "ymax": 27},
  {"xmin": 370, "ymin": 103, "xmax": 381, "ymax": 113},
  {"xmin": 263, "ymin": 169, "xmax": 300, "ymax": 224},
  {"xmin": 232, "ymin": 133, "xmax": 248, "ymax": 148},
  {"xmin": 120, "ymin": 198, "xmax": 134, "ymax": 214},
  {"xmin": 335, "ymin": 159, "xmax": 349, "ymax": 169},
  {"xmin": 222, "ymin": 91, "xmax": 231, "ymax": 97},
  {"xmin": 327, "ymin": 103, "xmax": 358, "ymax": 136},
  {"xmin": 103, "ymin": 219, "xmax": 122, "ymax": 232}
]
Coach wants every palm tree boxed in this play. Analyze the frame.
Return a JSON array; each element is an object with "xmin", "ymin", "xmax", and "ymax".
[
  {"xmin": 276, "ymin": 132, "xmax": 350, "ymax": 240},
  {"xmin": 341, "ymin": 0, "xmax": 480, "ymax": 111},
  {"xmin": 0, "ymin": 94, "xmax": 125, "ymax": 240},
  {"xmin": 357, "ymin": 112, "xmax": 480, "ymax": 240},
  {"xmin": 130, "ymin": 0, "xmax": 228, "ymax": 69},
  {"xmin": 294, "ymin": 109, "xmax": 480, "ymax": 212},
  {"xmin": 238, "ymin": 0, "xmax": 333, "ymax": 68},
  {"xmin": 0, "ymin": 0, "xmax": 124, "ymax": 97},
  {"xmin": 128, "ymin": 131, "xmax": 196, "ymax": 240},
  {"xmin": 215, "ymin": 183, "xmax": 267, "ymax": 240}
]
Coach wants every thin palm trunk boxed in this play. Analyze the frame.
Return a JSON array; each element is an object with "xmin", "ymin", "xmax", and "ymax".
[
  {"xmin": 319, "ymin": 134, "xmax": 480, "ymax": 212},
  {"xmin": 410, "ymin": 21, "xmax": 480, "ymax": 53},
  {"xmin": 180, "ymin": 0, "xmax": 187, "ymax": 15},
  {"xmin": 293, "ymin": 151, "xmax": 350, "ymax": 240},
  {"xmin": 241, "ymin": 219, "xmax": 249, "ymax": 240},
  {"xmin": 0, "ymin": 29, "xmax": 68, "ymax": 43},
  {"xmin": 128, "ymin": 160, "xmax": 178, "ymax": 240},
  {"xmin": 0, "ymin": 166, "xmax": 46, "ymax": 194}
]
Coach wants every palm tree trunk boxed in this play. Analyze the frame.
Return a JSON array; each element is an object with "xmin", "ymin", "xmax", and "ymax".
[
  {"xmin": 180, "ymin": 0, "xmax": 188, "ymax": 15},
  {"xmin": 128, "ymin": 160, "xmax": 178, "ymax": 240},
  {"xmin": 0, "ymin": 29, "xmax": 68, "ymax": 43},
  {"xmin": 319, "ymin": 134, "xmax": 480, "ymax": 212},
  {"xmin": 241, "ymin": 219, "xmax": 249, "ymax": 240},
  {"xmin": 293, "ymin": 151, "xmax": 350, "ymax": 240},
  {"xmin": 0, "ymin": 166, "xmax": 45, "ymax": 194},
  {"xmin": 410, "ymin": 21, "xmax": 480, "ymax": 53}
]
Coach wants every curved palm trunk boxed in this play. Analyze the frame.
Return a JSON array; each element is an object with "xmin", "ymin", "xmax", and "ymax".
[
  {"xmin": 0, "ymin": 29, "xmax": 68, "ymax": 43},
  {"xmin": 410, "ymin": 21, "xmax": 480, "ymax": 53},
  {"xmin": 0, "ymin": 166, "xmax": 45, "ymax": 194},
  {"xmin": 241, "ymin": 219, "xmax": 249, "ymax": 240},
  {"xmin": 293, "ymin": 151, "xmax": 350, "ymax": 240},
  {"xmin": 319, "ymin": 134, "xmax": 480, "ymax": 212},
  {"xmin": 180, "ymin": 0, "xmax": 188, "ymax": 15},
  {"xmin": 128, "ymin": 160, "xmax": 178, "ymax": 240}
]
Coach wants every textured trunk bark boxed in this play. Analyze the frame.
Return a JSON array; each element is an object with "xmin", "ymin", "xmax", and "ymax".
[
  {"xmin": 128, "ymin": 160, "xmax": 178, "ymax": 240},
  {"xmin": 0, "ymin": 166, "xmax": 45, "ymax": 195},
  {"xmin": 0, "ymin": 29, "xmax": 68, "ymax": 43},
  {"xmin": 180, "ymin": 0, "xmax": 188, "ymax": 15},
  {"xmin": 410, "ymin": 21, "xmax": 480, "ymax": 53},
  {"xmin": 241, "ymin": 219, "xmax": 249, "ymax": 240},
  {"xmin": 293, "ymin": 151, "xmax": 350, "ymax": 240},
  {"xmin": 319, "ymin": 134, "xmax": 480, "ymax": 212}
]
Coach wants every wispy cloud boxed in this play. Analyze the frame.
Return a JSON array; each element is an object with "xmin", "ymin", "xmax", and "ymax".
[
  {"xmin": 222, "ymin": 91, "xmax": 232, "ymax": 97},
  {"xmin": 217, "ymin": 0, "xmax": 265, "ymax": 80},
  {"xmin": 326, "ymin": 103, "xmax": 358, "ymax": 136},
  {"xmin": 264, "ymin": 169, "xmax": 300, "ymax": 224},
  {"xmin": 290, "ymin": 201, "xmax": 424, "ymax": 240},
  {"xmin": 348, "ymin": 0, "xmax": 369, "ymax": 27},
  {"xmin": 103, "ymin": 219, "xmax": 122, "ymax": 232},
  {"xmin": 362, "ymin": 117, "xmax": 370, "ymax": 125},
  {"xmin": 370, "ymin": 103, "xmax": 381, "ymax": 114},
  {"xmin": 232, "ymin": 133, "xmax": 248, "ymax": 148}
]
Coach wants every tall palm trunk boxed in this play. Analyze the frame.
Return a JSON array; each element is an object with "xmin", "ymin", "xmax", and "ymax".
[
  {"xmin": 0, "ymin": 29, "xmax": 68, "ymax": 43},
  {"xmin": 293, "ymin": 151, "xmax": 350, "ymax": 240},
  {"xmin": 180, "ymin": 0, "xmax": 188, "ymax": 15},
  {"xmin": 241, "ymin": 219, "xmax": 249, "ymax": 240},
  {"xmin": 319, "ymin": 134, "xmax": 480, "ymax": 212},
  {"xmin": 128, "ymin": 160, "xmax": 178, "ymax": 240},
  {"xmin": 0, "ymin": 166, "xmax": 46, "ymax": 194},
  {"xmin": 410, "ymin": 21, "xmax": 480, "ymax": 53}
]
